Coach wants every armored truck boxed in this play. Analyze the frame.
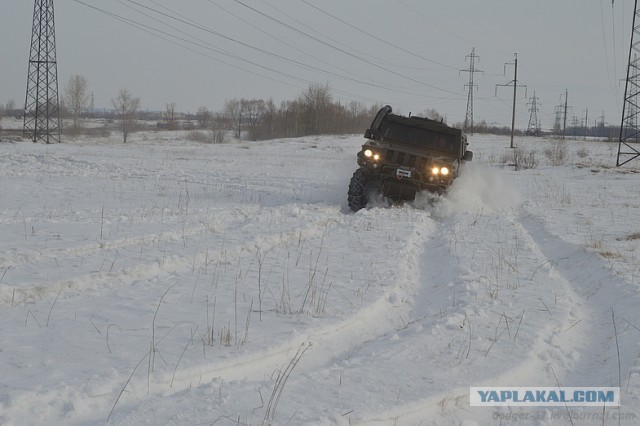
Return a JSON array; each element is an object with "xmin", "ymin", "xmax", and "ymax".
[{"xmin": 347, "ymin": 105, "xmax": 472, "ymax": 211}]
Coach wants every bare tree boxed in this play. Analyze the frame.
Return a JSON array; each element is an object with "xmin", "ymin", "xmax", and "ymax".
[
  {"xmin": 214, "ymin": 85, "xmax": 375, "ymax": 141},
  {"xmin": 240, "ymin": 99, "xmax": 267, "ymax": 141},
  {"xmin": 224, "ymin": 99, "xmax": 242, "ymax": 138},
  {"xmin": 421, "ymin": 108, "xmax": 446, "ymax": 123},
  {"xmin": 196, "ymin": 106, "xmax": 212, "ymax": 129},
  {"xmin": 301, "ymin": 83, "xmax": 332, "ymax": 135},
  {"xmin": 254, "ymin": 98, "xmax": 276, "ymax": 140},
  {"xmin": 5, "ymin": 99, "xmax": 16, "ymax": 117},
  {"xmin": 111, "ymin": 89, "xmax": 140, "ymax": 143},
  {"xmin": 164, "ymin": 102, "xmax": 177, "ymax": 130},
  {"xmin": 6, "ymin": 99, "xmax": 16, "ymax": 111},
  {"xmin": 63, "ymin": 74, "xmax": 89, "ymax": 131}
]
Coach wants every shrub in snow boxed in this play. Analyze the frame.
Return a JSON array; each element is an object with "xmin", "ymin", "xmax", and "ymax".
[
  {"xmin": 544, "ymin": 140, "xmax": 568, "ymax": 166},
  {"xmin": 577, "ymin": 147, "xmax": 589, "ymax": 159},
  {"xmin": 500, "ymin": 146, "xmax": 538, "ymax": 170}
]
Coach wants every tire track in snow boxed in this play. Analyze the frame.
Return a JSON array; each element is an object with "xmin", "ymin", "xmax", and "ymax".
[
  {"xmin": 0, "ymin": 209, "xmax": 233, "ymax": 271},
  {"xmin": 514, "ymin": 211, "xmax": 640, "ymax": 418},
  {"xmin": 1, "ymin": 205, "xmax": 439, "ymax": 424},
  {"xmin": 164, "ymin": 209, "xmax": 437, "ymax": 390},
  {"xmin": 106, "ymin": 207, "xmax": 440, "ymax": 423},
  {"xmin": 353, "ymin": 207, "xmax": 640, "ymax": 425},
  {"xmin": 0, "ymin": 204, "xmax": 344, "ymax": 424},
  {"xmin": 0, "ymin": 205, "xmax": 334, "ymax": 306},
  {"xmin": 348, "ymin": 207, "xmax": 607, "ymax": 424}
]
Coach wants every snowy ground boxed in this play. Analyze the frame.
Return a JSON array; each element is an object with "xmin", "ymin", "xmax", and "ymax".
[{"xmin": 1, "ymin": 130, "xmax": 640, "ymax": 425}]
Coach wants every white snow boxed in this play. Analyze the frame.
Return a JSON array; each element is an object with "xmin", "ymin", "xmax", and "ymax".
[{"xmin": 1, "ymin": 131, "xmax": 640, "ymax": 425}]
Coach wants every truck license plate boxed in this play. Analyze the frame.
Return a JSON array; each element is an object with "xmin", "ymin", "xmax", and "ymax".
[{"xmin": 396, "ymin": 169, "xmax": 412, "ymax": 179}]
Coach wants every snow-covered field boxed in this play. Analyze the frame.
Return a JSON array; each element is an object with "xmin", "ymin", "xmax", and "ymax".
[{"xmin": 1, "ymin": 130, "xmax": 640, "ymax": 425}]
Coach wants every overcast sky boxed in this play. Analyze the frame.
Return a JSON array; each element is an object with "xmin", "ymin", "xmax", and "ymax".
[{"xmin": 0, "ymin": 0, "xmax": 634, "ymax": 129}]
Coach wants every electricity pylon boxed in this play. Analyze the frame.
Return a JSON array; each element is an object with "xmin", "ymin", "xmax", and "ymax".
[
  {"xmin": 617, "ymin": 0, "xmax": 640, "ymax": 166},
  {"xmin": 23, "ymin": 0, "xmax": 61, "ymax": 144},
  {"xmin": 526, "ymin": 92, "xmax": 541, "ymax": 136},
  {"xmin": 460, "ymin": 47, "xmax": 483, "ymax": 135},
  {"xmin": 553, "ymin": 106, "xmax": 562, "ymax": 135}
]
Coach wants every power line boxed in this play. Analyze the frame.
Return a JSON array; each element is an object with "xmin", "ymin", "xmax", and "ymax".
[
  {"xmin": 601, "ymin": 0, "xmax": 616, "ymax": 93},
  {"xmin": 74, "ymin": 0, "xmax": 457, "ymax": 103},
  {"xmin": 314, "ymin": 0, "xmax": 457, "ymax": 72},
  {"xmin": 394, "ymin": 0, "xmax": 512, "ymax": 57},
  {"xmin": 72, "ymin": 0, "xmax": 308, "ymax": 88},
  {"xmin": 300, "ymin": 0, "xmax": 460, "ymax": 71},
  {"xmin": 70, "ymin": 0, "xmax": 412, "ymax": 106},
  {"xmin": 260, "ymin": 0, "xmax": 447, "ymax": 76},
  {"xmin": 204, "ymin": 0, "xmax": 450, "ymax": 98},
  {"xmin": 122, "ymin": 0, "xmax": 419, "ymax": 97},
  {"xmin": 611, "ymin": 0, "xmax": 619, "ymax": 91},
  {"xmin": 231, "ymin": 0, "xmax": 463, "ymax": 98}
]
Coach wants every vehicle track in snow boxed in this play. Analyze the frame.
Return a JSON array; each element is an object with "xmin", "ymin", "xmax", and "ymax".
[
  {"xmin": 512, "ymin": 210, "xmax": 640, "ymax": 419},
  {"xmin": 107, "ymin": 200, "xmax": 564, "ymax": 425},
  {"xmin": 5, "ymin": 136, "xmax": 640, "ymax": 425},
  {"xmin": 342, "ymin": 207, "xmax": 579, "ymax": 424},
  {"xmin": 0, "ymin": 199, "xmax": 443, "ymax": 424},
  {"xmin": 114, "ymin": 201, "xmax": 574, "ymax": 425},
  {"xmin": 0, "ymin": 204, "xmax": 337, "ymax": 306},
  {"xmin": 106, "ymin": 206, "xmax": 440, "ymax": 423},
  {"xmin": 350, "ymin": 204, "xmax": 640, "ymax": 425}
]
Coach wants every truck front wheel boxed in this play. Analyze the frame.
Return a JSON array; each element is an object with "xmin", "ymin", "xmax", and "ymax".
[{"xmin": 347, "ymin": 168, "xmax": 373, "ymax": 211}]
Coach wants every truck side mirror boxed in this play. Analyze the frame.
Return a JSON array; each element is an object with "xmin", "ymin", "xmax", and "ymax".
[
  {"xmin": 364, "ymin": 129, "xmax": 372, "ymax": 139},
  {"xmin": 463, "ymin": 151, "xmax": 473, "ymax": 162}
]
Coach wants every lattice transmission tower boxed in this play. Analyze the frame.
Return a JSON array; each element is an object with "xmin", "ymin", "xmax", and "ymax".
[
  {"xmin": 526, "ymin": 92, "xmax": 541, "ymax": 136},
  {"xmin": 23, "ymin": 0, "xmax": 61, "ymax": 144},
  {"xmin": 460, "ymin": 48, "xmax": 483, "ymax": 134},
  {"xmin": 617, "ymin": 0, "xmax": 640, "ymax": 166}
]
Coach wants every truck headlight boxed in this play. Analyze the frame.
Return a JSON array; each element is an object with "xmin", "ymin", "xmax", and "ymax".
[
  {"xmin": 431, "ymin": 166, "xmax": 450, "ymax": 176},
  {"xmin": 364, "ymin": 149, "xmax": 381, "ymax": 161}
]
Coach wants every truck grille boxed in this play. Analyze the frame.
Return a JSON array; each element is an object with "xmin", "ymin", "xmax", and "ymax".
[{"xmin": 385, "ymin": 149, "xmax": 421, "ymax": 169}]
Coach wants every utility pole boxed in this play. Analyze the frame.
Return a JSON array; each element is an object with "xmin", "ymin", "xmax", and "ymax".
[
  {"xmin": 460, "ymin": 47, "xmax": 483, "ymax": 135},
  {"xmin": 526, "ymin": 92, "xmax": 541, "ymax": 136},
  {"xmin": 555, "ymin": 91, "xmax": 571, "ymax": 139},
  {"xmin": 584, "ymin": 108, "xmax": 589, "ymax": 139},
  {"xmin": 23, "ymin": 0, "xmax": 61, "ymax": 144},
  {"xmin": 617, "ymin": 0, "xmax": 640, "ymax": 166},
  {"xmin": 496, "ymin": 53, "xmax": 526, "ymax": 148},
  {"xmin": 562, "ymin": 89, "xmax": 569, "ymax": 140}
]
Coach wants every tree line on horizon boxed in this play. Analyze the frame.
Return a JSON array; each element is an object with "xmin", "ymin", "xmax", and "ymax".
[{"xmin": 0, "ymin": 74, "xmax": 621, "ymax": 142}]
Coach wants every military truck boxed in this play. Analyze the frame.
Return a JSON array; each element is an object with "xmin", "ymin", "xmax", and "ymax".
[{"xmin": 347, "ymin": 105, "xmax": 472, "ymax": 211}]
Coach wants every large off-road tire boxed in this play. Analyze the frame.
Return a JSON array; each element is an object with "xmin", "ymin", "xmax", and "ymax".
[{"xmin": 348, "ymin": 168, "xmax": 373, "ymax": 211}]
